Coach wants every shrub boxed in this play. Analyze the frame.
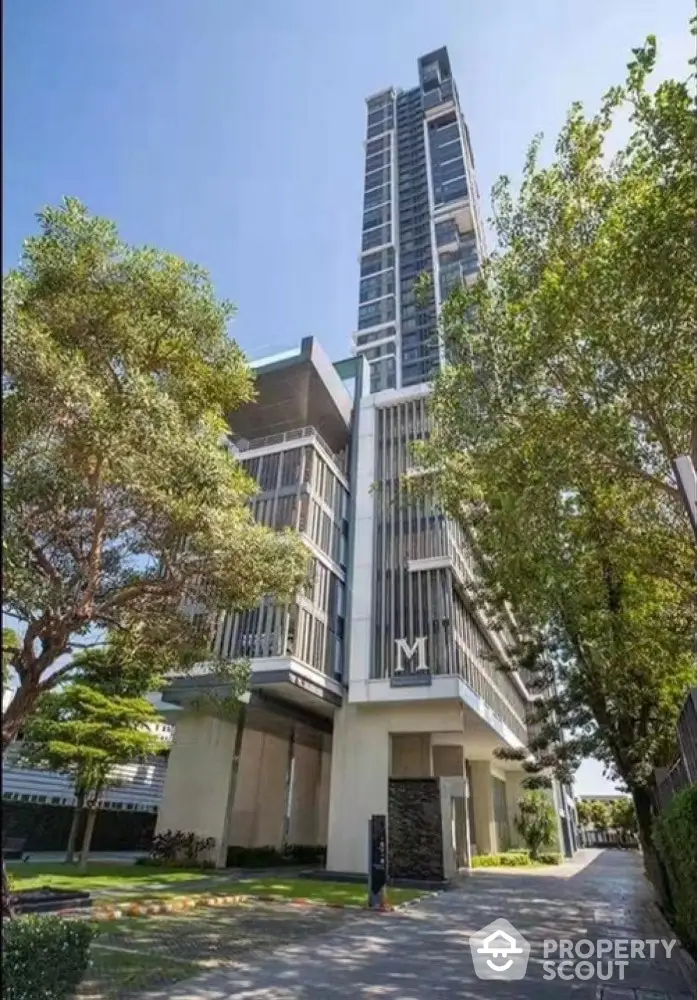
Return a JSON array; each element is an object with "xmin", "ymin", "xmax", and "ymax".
[
  {"xmin": 225, "ymin": 844, "xmax": 326, "ymax": 868},
  {"xmin": 2, "ymin": 914, "xmax": 95, "ymax": 1000},
  {"xmin": 472, "ymin": 853, "xmax": 531, "ymax": 867},
  {"xmin": 515, "ymin": 791, "xmax": 557, "ymax": 860},
  {"xmin": 654, "ymin": 785, "xmax": 697, "ymax": 956},
  {"xmin": 537, "ymin": 852, "xmax": 562, "ymax": 865},
  {"xmin": 147, "ymin": 830, "xmax": 215, "ymax": 867}
]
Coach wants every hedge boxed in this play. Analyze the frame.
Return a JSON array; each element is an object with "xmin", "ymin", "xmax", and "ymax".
[
  {"xmin": 472, "ymin": 851, "xmax": 562, "ymax": 868},
  {"xmin": 654, "ymin": 784, "xmax": 697, "ymax": 956},
  {"xmin": 225, "ymin": 844, "xmax": 326, "ymax": 868},
  {"xmin": 1, "ymin": 800, "xmax": 156, "ymax": 852},
  {"xmin": 2, "ymin": 915, "xmax": 95, "ymax": 1000}
]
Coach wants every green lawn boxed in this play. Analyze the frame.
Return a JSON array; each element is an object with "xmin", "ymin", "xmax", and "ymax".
[
  {"xmin": 8, "ymin": 863, "xmax": 427, "ymax": 907},
  {"xmin": 7, "ymin": 862, "xmax": 212, "ymax": 893},
  {"xmin": 226, "ymin": 876, "xmax": 426, "ymax": 906}
]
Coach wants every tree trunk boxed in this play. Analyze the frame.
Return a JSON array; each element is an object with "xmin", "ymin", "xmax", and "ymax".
[
  {"xmin": 631, "ymin": 784, "xmax": 670, "ymax": 909},
  {"xmin": 2, "ymin": 677, "xmax": 42, "ymax": 751},
  {"xmin": 65, "ymin": 794, "xmax": 85, "ymax": 865},
  {"xmin": 78, "ymin": 808, "xmax": 98, "ymax": 873}
]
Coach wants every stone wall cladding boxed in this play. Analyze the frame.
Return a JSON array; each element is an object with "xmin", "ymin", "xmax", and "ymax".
[{"xmin": 388, "ymin": 777, "xmax": 444, "ymax": 881}]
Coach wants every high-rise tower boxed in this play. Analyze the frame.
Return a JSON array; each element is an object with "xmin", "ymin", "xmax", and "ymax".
[
  {"xmin": 355, "ymin": 47, "xmax": 485, "ymax": 393},
  {"xmin": 150, "ymin": 47, "xmax": 577, "ymax": 878}
]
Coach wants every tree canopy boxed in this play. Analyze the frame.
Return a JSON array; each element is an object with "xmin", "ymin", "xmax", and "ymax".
[
  {"xmin": 414, "ymin": 31, "xmax": 696, "ymax": 855},
  {"xmin": 2, "ymin": 199, "xmax": 308, "ymax": 747}
]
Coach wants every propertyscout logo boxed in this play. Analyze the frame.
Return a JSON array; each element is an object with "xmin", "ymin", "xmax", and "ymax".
[
  {"xmin": 469, "ymin": 919, "xmax": 530, "ymax": 980},
  {"xmin": 469, "ymin": 920, "xmax": 677, "ymax": 983}
]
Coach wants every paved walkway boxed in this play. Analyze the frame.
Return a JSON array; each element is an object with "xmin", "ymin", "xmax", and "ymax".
[{"xmin": 143, "ymin": 850, "xmax": 695, "ymax": 999}]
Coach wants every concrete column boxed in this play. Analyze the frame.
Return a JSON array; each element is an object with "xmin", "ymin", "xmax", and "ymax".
[
  {"xmin": 156, "ymin": 711, "xmax": 238, "ymax": 867},
  {"xmin": 227, "ymin": 727, "xmax": 265, "ymax": 848},
  {"xmin": 326, "ymin": 705, "xmax": 389, "ymax": 874},
  {"xmin": 315, "ymin": 738, "xmax": 332, "ymax": 846},
  {"xmin": 251, "ymin": 730, "xmax": 290, "ymax": 848},
  {"xmin": 288, "ymin": 729, "xmax": 321, "ymax": 846},
  {"xmin": 468, "ymin": 760, "xmax": 497, "ymax": 856}
]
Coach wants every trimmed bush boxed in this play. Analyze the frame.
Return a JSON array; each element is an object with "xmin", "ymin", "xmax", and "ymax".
[
  {"xmin": 225, "ymin": 844, "xmax": 327, "ymax": 868},
  {"xmin": 471, "ymin": 851, "xmax": 562, "ymax": 868},
  {"xmin": 537, "ymin": 852, "xmax": 562, "ymax": 865},
  {"xmin": 472, "ymin": 852, "xmax": 531, "ymax": 867},
  {"xmin": 654, "ymin": 785, "xmax": 697, "ymax": 956},
  {"xmin": 2, "ymin": 914, "xmax": 95, "ymax": 1000}
]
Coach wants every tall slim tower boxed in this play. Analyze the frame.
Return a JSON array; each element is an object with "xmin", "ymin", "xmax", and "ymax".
[{"xmin": 354, "ymin": 47, "xmax": 485, "ymax": 392}]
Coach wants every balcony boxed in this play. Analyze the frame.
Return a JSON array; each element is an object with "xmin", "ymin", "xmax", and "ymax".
[{"xmin": 231, "ymin": 426, "xmax": 347, "ymax": 481}]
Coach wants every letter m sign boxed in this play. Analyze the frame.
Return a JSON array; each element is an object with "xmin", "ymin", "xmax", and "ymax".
[{"xmin": 394, "ymin": 637, "xmax": 428, "ymax": 674}]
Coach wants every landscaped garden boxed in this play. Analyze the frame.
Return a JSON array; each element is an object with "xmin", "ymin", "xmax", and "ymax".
[
  {"xmin": 7, "ymin": 862, "xmax": 427, "ymax": 907},
  {"xmin": 5, "ymin": 862, "xmax": 429, "ymax": 999}
]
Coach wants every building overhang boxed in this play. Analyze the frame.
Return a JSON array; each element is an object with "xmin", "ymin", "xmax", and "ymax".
[
  {"xmin": 348, "ymin": 675, "xmax": 526, "ymax": 752},
  {"xmin": 162, "ymin": 657, "xmax": 343, "ymax": 723},
  {"xmin": 229, "ymin": 337, "xmax": 353, "ymax": 454}
]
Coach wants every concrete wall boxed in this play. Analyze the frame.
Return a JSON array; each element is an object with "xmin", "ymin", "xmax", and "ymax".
[
  {"xmin": 156, "ymin": 712, "xmax": 238, "ymax": 867},
  {"xmin": 468, "ymin": 760, "xmax": 496, "ymax": 856},
  {"xmin": 432, "ymin": 744, "xmax": 464, "ymax": 777},
  {"xmin": 390, "ymin": 734, "xmax": 432, "ymax": 777}
]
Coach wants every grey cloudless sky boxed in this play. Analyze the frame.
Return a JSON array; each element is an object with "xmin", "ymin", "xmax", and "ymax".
[{"xmin": 3, "ymin": 0, "xmax": 693, "ymax": 793}]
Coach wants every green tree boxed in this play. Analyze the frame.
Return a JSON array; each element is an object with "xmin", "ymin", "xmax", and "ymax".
[
  {"xmin": 575, "ymin": 800, "xmax": 594, "ymax": 829},
  {"xmin": 609, "ymin": 797, "xmax": 638, "ymax": 837},
  {"xmin": 588, "ymin": 800, "xmax": 612, "ymax": 833},
  {"xmin": 2, "ymin": 198, "xmax": 308, "ymax": 750},
  {"xmin": 19, "ymin": 679, "xmax": 166, "ymax": 870},
  {"xmin": 515, "ymin": 791, "xmax": 557, "ymax": 860},
  {"xmin": 414, "ymin": 29, "xmax": 696, "ymax": 889}
]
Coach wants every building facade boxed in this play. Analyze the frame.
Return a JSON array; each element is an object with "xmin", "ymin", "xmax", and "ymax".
[
  {"xmin": 356, "ymin": 47, "xmax": 484, "ymax": 393},
  {"xmin": 155, "ymin": 48, "xmax": 575, "ymax": 875}
]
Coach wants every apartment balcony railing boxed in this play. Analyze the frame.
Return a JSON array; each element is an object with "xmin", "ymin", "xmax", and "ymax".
[{"xmin": 232, "ymin": 426, "xmax": 347, "ymax": 478}]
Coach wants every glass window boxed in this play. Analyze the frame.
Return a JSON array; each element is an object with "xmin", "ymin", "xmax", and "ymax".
[
  {"xmin": 360, "ymin": 248, "xmax": 394, "ymax": 277},
  {"xmin": 432, "ymin": 121, "xmax": 459, "ymax": 146},
  {"xmin": 358, "ymin": 296, "xmax": 395, "ymax": 329},
  {"xmin": 366, "ymin": 135, "xmax": 390, "ymax": 158},
  {"xmin": 356, "ymin": 327, "xmax": 395, "ymax": 346},
  {"xmin": 362, "ymin": 225, "xmax": 391, "ymax": 252},
  {"xmin": 435, "ymin": 219, "xmax": 458, "ymax": 247},
  {"xmin": 363, "ymin": 204, "xmax": 391, "ymax": 231},
  {"xmin": 365, "ymin": 165, "xmax": 390, "ymax": 191},
  {"xmin": 364, "ymin": 185, "xmax": 391, "ymax": 211}
]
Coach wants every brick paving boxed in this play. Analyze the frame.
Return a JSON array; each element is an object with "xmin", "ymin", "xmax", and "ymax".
[
  {"xmin": 138, "ymin": 850, "xmax": 695, "ymax": 999},
  {"xmin": 78, "ymin": 901, "xmax": 355, "ymax": 999}
]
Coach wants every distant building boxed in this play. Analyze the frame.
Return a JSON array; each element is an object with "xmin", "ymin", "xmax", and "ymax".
[{"xmin": 1, "ymin": 688, "xmax": 178, "ymax": 815}]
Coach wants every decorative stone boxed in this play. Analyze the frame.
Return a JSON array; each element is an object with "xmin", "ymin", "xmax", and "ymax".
[{"xmin": 388, "ymin": 777, "xmax": 445, "ymax": 882}]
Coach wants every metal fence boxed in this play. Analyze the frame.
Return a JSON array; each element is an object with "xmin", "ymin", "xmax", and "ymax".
[
  {"xmin": 654, "ymin": 687, "xmax": 697, "ymax": 811},
  {"xmin": 578, "ymin": 829, "xmax": 638, "ymax": 849}
]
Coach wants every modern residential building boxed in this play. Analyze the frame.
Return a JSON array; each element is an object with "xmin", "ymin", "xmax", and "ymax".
[
  {"xmin": 355, "ymin": 47, "xmax": 484, "ymax": 393},
  {"xmin": 155, "ymin": 47, "xmax": 576, "ymax": 877}
]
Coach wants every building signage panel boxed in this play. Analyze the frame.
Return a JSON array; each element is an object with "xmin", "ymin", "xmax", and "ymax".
[
  {"xmin": 368, "ymin": 814, "xmax": 387, "ymax": 907},
  {"xmin": 391, "ymin": 636, "xmax": 432, "ymax": 686}
]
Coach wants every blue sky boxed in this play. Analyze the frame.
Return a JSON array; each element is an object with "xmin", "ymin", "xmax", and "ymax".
[{"xmin": 4, "ymin": 0, "xmax": 693, "ymax": 793}]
